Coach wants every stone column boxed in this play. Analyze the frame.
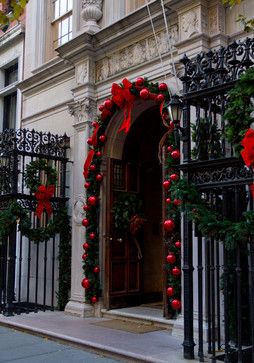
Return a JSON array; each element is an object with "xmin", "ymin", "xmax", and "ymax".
[
  {"xmin": 81, "ymin": 0, "xmax": 103, "ymax": 34},
  {"xmin": 65, "ymin": 98, "xmax": 97, "ymax": 317}
]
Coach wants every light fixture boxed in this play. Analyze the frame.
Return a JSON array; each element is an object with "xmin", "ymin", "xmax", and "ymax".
[{"xmin": 167, "ymin": 94, "xmax": 183, "ymax": 124}]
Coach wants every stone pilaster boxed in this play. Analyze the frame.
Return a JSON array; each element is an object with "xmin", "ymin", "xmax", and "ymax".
[
  {"xmin": 65, "ymin": 98, "xmax": 97, "ymax": 317},
  {"xmin": 81, "ymin": 0, "xmax": 103, "ymax": 34}
]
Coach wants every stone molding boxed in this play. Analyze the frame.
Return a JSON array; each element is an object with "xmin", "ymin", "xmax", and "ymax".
[
  {"xmin": 95, "ymin": 26, "xmax": 178, "ymax": 82},
  {"xmin": 81, "ymin": 0, "xmax": 103, "ymax": 34},
  {"xmin": 68, "ymin": 98, "xmax": 97, "ymax": 124},
  {"xmin": 208, "ymin": 3, "xmax": 225, "ymax": 36}
]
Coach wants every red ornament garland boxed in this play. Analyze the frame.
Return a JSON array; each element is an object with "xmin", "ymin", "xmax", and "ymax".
[{"xmin": 82, "ymin": 77, "xmax": 174, "ymax": 305}]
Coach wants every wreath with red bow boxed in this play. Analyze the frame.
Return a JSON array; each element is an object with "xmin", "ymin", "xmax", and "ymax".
[{"xmin": 24, "ymin": 159, "xmax": 57, "ymax": 219}]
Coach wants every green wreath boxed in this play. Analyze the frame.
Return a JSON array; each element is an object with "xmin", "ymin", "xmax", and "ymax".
[
  {"xmin": 24, "ymin": 159, "xmax": 57, "ymax": 192},
  {"xmin": 112, "ymin": 193, "xmax": 143, "ymax": 233},
  {"xmin": 0, "ymin": 159, "xmax": 60, "ymax": 244}
]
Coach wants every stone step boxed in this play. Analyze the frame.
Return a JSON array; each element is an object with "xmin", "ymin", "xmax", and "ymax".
[{"xmin": 101, "ymin": 306, "xmax": 174, "ymax": 331}]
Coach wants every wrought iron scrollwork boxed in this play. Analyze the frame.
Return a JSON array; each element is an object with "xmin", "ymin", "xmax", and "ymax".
[{"xmin": 180, "ymin": 37, "xmax": 254, "ymax": 94}]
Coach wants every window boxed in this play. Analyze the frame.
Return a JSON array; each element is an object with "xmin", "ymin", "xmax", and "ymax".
[
  {"xmin": 52, "ymin": 0, "xmax": 72, "ymax": 48},
  {"xmin": 0, "ymin": 63, "xmax": 18, "ymax": 131},
  {"xmin": 4, "ymin": 63, "xmax": 18, "ymax": 87}
]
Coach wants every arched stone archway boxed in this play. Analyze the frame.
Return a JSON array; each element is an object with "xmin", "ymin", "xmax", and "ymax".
[{"xmin": 101, "ymin": 100, "xmax": 167, "ymax": 310}]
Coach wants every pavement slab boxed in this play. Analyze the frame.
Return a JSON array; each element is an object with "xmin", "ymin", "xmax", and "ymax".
[{"xmin": 0, "ymin": 311, "xmax": 203, "ymax": 362}]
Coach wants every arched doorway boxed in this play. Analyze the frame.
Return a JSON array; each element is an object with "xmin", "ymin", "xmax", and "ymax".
[{"xmin": 104, "ymin": 104, "xmax": 166, "ymax": 310}]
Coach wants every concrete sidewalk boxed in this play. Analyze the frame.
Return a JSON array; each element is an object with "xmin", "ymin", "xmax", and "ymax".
[
  {"xmin": 0, "ymin": 311, "xmax": 201, "ymax": 362},
  {"xmin": 0, "ymin": 325, "xmax": 120, "ymax": 363}
]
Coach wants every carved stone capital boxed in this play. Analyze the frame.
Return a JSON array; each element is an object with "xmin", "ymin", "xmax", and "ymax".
[
  {"xmin": 81, "ymin": 0, "xmax": 103, "ymax": 34},
  {"xmin": 68, "ymin": 98, "xmax": 97, "ymax": 126}
]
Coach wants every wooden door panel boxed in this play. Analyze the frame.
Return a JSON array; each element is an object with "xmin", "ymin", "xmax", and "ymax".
[{"xmin": 108, "ymin": 158, "xmax": 141, "ymax": 307}]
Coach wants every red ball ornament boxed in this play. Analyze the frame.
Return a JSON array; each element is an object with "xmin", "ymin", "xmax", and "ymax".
[
  {"xmin": 98, "ymin": 104, "xmax": 104, "ymax": 112},
  {"xmin": 96, "ymin": 151, "xmax": 102, "ymax": 158},
  {"xmin": 88, "ymin": 196, "xmax": 97, "ymax": 206},
  {"xmin": 171, "ymin": 299, "xmax": 181, "ymax": 310},
  {"xmin": 149, "ymin": 93, "xmax": 157, "ymax": 101},
  {"xmin": 140, "ymin": 88, "xmax": 150, "ymax": 99},
  {"xmin": 84, "ymin": 182, "xmax": 90, "ymax": 189},
  {"xmin": 166, "ymin": 253, "xmax": 176, "ymax": 264},
  {"xmin": 83, "ymin": 204, "xmax": 90, "ymax": 212},
  {"xmin": 135, "ymin": 77, "xmax": 144, "ymax": 87},
  {"xmin": 89, "ymin": 164, "xmax": 96, "ymax": 172},
  {"xmin": 89, "ymin": 232, "xmax": 96, "ymax": 240},
  {"xmin": 173, "ymin": 199, "xmax": 182, "ymax": 207},
  {"xmin": 172, "ymin": 266, "xmax": 181, "ymax": 277},
  {"xmin": 167, "ymin": 145, "xmax": 174, "ymax": 152},
  {"xmin": 92, "ymin": 121, "xmax": 98, "ymax": 127},
  {"xmin": 82, "ymin": 253, "xmax": 88, "ymax": 261},
  {"xmin": 156, "ymin": 93, "xmax": 165, "ymax": 103},
  {"xmin": 82, "ymin": 218, "xmax": 89, "ymax": 227},
  {"xmin": 163, "ymin": 180, "xmax": 171, "ymax": 190},
  {"xmin": 96, "ymin": 173, "xmax": 104, "ymax": 182},
  {"xmin": 83, "ymin": 242, "xmax": 89, "ymax": 250},
  {"xmin": 166, "ymin": 198, "xmax": 171, "ymax": 204},
  {"xmin": 171, "ymin": 150, "xmax": 180, "ymax": 160},
  {"xmin": 94, "ymin": 266, "xmax": 100, "ymax": 273},
  {"xmin": 99, "ymin": 135, "xmax": 106, "ymax": 143},
  {"xmin": 166, "ymin": 286, "xmax": 174, "ymax": 297},
  {"xmin": 91, "ymin": 296, "xmax": 97, "ymax": 304},
  {"xmin": 81, "ymin": 278, "xmax": 90, "ymax": 289},
  {"xmin": 87, "ymin": 137, "xmax": 94, "ymax": 146},
  {"xmin": 158, "ymin": 82, "xmax": 168, "ymax": 91},
  {"xmin": 175, "ymin": 241, "xmax": 181, "ymax": 248},
  {"xmin": 104, "ymin": 99, "xmax": 113, "ymax": 110},
  {"xmin": 170, "ymin": 173, "xmax": 179, "ymax": 182},
  {"xmin": 163, "ymin": 219, "xmax": 175, "ymax": 232}
]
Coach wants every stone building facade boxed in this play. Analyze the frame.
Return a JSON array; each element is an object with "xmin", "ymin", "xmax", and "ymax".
[{"xmin": 2, "ymin": 0, "xmax": 253, "ymax": 321}]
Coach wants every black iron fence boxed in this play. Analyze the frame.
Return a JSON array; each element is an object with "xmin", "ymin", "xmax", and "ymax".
[
  {"xmin": 0, "ymin": 129, "xmax": 70, "ymax": 316},
  {"xmin": 180, "ymin": 37, "xmax": 254, "ymax": 362}
]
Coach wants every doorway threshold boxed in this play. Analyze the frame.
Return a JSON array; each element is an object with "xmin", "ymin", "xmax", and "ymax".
[{"xmin": 101, "ymin": 305, "xmax": 174, "ymax": 331}]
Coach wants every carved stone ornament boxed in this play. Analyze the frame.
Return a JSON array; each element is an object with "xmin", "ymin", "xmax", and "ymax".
[
  {"xmin": 73, "ymin": 195, "xmax": 86, "ymax": 225},
  {"xmin": 68, "ymin": 98, "xmax": 97, "ymax": 125},
  {"xmin": 180, "ymin": 9, "xmax": 200, "ymax": 41},
  {"xmin": 95, "ymin": 26, "xmax": 178, "ymax": 82},
  {"xmin": 81, "ymin": 0, "xmax": 103, "ymax": 34}
]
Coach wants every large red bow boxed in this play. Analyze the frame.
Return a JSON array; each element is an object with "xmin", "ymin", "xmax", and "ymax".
[
  {"xmin": 111, "ymin": 78, "xmax": 136, "ymax": 133},
  {"xmin": 35, "ymin": 184, "xmax": 55, "ymax": 219},
  {"xmin": 241, "ymin": 128, "xmax": 254, "ymax": 167},
  {"xmin": 241, "ymin": 128, "xmax": 254, "ymax": 198}
]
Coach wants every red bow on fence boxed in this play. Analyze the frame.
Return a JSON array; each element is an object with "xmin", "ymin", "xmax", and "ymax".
[
  {"xmin": 35, "ymin": 184, "xmax": 55, "ymax": 218},
  {"xmin": 111, "ymin": 78, "xmax": 136, "ymax": 133},
  {"xmin": 241, "ymin": 128, "xmax": 254, "ymax": 198}
]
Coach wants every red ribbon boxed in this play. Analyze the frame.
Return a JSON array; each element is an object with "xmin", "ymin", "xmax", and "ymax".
[
  {"xmin": 241, "ymin": 128, "xmax": 254, "ymax": 167},
  {"xmin": 35, "ymin": 184, "xmax": 55, "ymax": 219},
  {"xmin": 83, "ymin": 149, "xmax": 95, "ymax": 179},
  {"xmin": 241, "ymin": 128, "xmax": 254, "ymax": 198},
  {"xmin": 111, "ymin": 78, "xmax": 136, "ymax": 133},
  {"xmin": 91, "ymin": 123, "xmax": 100, "ymax": 147}
]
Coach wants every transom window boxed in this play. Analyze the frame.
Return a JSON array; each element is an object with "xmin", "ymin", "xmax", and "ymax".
[{"xmin": 52, "ymin": 0, "xmax": 72, "ymax": 48}]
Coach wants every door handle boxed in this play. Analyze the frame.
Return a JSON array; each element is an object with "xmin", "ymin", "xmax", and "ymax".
[{"xmin": 103, "ymin": 235, "xmax": 113, "ymax": 241}]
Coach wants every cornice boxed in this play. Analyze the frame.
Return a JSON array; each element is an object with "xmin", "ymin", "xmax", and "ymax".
[
  {"xmin": 56, "ymin": 0, "xmax": 178, "ymax": 63},
  {"xmin": 0, "ymin": 24, "xmax": 25, "ymax": 51},
  {"xmin": 18, "ymin": 59, "xmax": 74, "ymax": 93}
]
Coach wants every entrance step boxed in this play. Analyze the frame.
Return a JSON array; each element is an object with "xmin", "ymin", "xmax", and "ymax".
[{"xmin": 101, "ymin": 305, "xmax": 174, "ymax": 332}]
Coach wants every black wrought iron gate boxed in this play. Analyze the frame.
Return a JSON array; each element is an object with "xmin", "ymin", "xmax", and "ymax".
[
  {"xmin": 0, "ymin": 129, "xmax": 70, "ymax": 316},
  {"xmin": 180, "ymin": 38, "xmax": 254, "ymax": 362}
]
